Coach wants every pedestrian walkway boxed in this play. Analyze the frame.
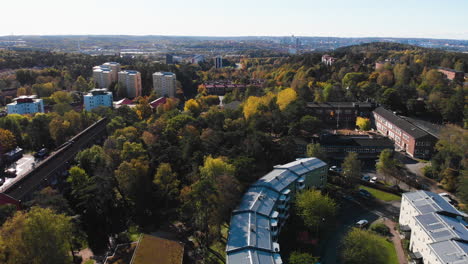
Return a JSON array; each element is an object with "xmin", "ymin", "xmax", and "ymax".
[{"xmin": 383, "ymin": 218, "xmax": 408, "ymax": 264}]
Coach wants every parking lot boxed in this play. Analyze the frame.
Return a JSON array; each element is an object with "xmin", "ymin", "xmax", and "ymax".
[{"xmin": 0, "ymin": 154, "xmax": 36, "ymax": 192}]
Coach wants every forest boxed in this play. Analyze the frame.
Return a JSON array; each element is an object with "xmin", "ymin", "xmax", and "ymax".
[{"xmin": 0, "ymin": 42, "xmax": 466, "ymax": 263}]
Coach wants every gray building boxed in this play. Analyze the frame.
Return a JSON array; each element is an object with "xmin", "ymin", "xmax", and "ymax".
[{"xmin": 226, "ymin": 158, "xmax": 328, "ymax": 264}]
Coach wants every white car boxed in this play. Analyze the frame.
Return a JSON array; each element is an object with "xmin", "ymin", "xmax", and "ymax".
[
  {"xmin": 370, "ymin": 176, "xmax": 378, "ymax": 183},
  {"xmin": 355, "ymin": 219, "xmax": 369, "ymax": 228}
]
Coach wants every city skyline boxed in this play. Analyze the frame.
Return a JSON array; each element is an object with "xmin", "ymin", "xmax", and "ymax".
[{"xmin": 1, "ymin": 0, "xmax": 467, "ymax": 40}]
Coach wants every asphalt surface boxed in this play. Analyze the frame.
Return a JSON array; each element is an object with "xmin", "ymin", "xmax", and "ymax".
[
  {"xmin": 0, "ymin": 154, "xmax": 36, "ymax": 192},
  {"xmin": 320, "ymin": 196, "xmax": 401, "ymax": 264}
]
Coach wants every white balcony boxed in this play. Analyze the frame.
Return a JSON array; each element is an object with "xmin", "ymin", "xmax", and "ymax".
[
  {"xmin": 279, "ymin": 194, "xmax": 290, "ymax": 203},
  {"xmin": 273, "ymin": 242, "xmax": 280, "ymax": 253},
  {"xmin": 270, "ymin": 211, "xmax": 279, "ymax": 219},
  {"xmin": 297, "ymin": 177, "xmax": 305, "ymax": 190}
]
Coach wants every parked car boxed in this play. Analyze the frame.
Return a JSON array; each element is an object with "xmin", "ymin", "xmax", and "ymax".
[
  {"xmin": 0, "ymin": 177, "xmax": 4, "ymax": 186},
  {"xmin": 362, "ymin": 175, "xmax": 371, "ymax": 181},
  {"xmin": 4, "ymin": 168, "xmax": 17, "ymax": 178},
  {"xmin": 329, "ymin": 166, "xmax": 342, "ymax": 173},
  {"xmin": 370, "ymin": 176, "xmax": 378, "ymax": 184},
  {"xmin": 355, "ymin": 219, "xmax": 369, "ymax": 228},
  {"xmin": 34, "ymin": 148, "xmax": 49, "ymax": 159},
  {"xmin": 358, "ymin": 189, "xmax": 372, "ymax": 198}
]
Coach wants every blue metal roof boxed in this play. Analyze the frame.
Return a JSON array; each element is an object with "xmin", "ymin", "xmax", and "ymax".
[
  {"xmin": 227, "ymin": 249, "xmax": 282, "ymax": 264},
  {"xmin": 415, "ymin": 212, "xmax": 468, "ymax": 242},
  {"xmin": 226, "ymin": 212, "xmax": 273, "ymax": 252},
  {"xmin": 428, "ymin": 239, "xmax": 468, "ymax": 264},
  {"xmin": 234, "ymin": 186, "xmax": 279, "ymax": 217},
  {"xmin": 403, "ymin": 190, "xmax": 464, "ymax": 216}
]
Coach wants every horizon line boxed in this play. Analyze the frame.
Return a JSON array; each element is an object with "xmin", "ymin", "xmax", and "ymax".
[{"xmin": 0, "ymin": 34, "xmax": 467, "ymax": 41}]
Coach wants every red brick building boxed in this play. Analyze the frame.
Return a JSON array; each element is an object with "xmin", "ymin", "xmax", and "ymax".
[
  {"xmin": 437, "ymin": 67, "xmax": 464, "ymax": 82},
  {"xmin": 373, "ymin": 107, "xmax": 437, "ymax": 159}
]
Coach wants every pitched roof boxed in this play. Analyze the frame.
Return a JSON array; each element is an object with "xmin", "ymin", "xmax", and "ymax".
[
  {"xmin": 415, "ymin": 212, "xmax": 468, "ymax": 242},
  {"xmin": 373, "ymin": 107, "xmax": 430, "ymax": 139},
  {"xmin": 149, "ymin": 97, "xmax": 167, "ymax": 109},
  {"xmin": 234, "ymin": 186, "xmax": 279, "ymax": 217},
  {"xmin": 130, "ymin": 234, "xmax": 184, "ymax": 264},
  {"xmin": 227, "ymin": 249, "xmax": 282, "ymax": 264},
  {"xmin": 115, "ymin": 98, "xmax": 134, "ymax": 105},
  {"xmin": 428, "ymin": 239, "xmax": 468, "ymax": 264},
  {"xmin": 403, "ymin": 190, "xmax": 463, "ymax": 217},
  {"xmin": 226, "ymin": 212, "xmax": 275, "ymax": 252}
]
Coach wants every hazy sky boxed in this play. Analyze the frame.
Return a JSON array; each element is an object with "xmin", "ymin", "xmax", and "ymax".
[{"xmin": 1, "ymin": 0, "xmax": 467, "ymax": 39}]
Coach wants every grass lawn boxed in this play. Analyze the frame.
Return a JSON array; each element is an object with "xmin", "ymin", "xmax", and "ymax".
[
  {"xmin": 381, "ymin": 237, "xmax": 399, "ymax": 264},
  {"xmin": 359, "ymin": 185, "xmax": 401, "ymax": 202}
]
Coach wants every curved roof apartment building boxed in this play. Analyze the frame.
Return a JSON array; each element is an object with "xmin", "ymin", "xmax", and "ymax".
[{"xmin": 226, "ymin": 158, "xmax": 328, "ymax": 264}]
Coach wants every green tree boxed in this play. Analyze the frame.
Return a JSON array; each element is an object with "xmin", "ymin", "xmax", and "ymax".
[
  {"xmin": 0, "ymin": 128, "xmax": 16, "ymax": 154},
  {"xmin": 28, "ymin": 113, "xmax": 52, "ymax": 149},
  {"xmin": 27, "ymin": 187, "xmax": 73, "ymax": 216},
  {"xmin": 376, "ymin": 149, "xmax": 400, "ymax": 183},
  {"xmin": 75, "ymin": 145, "xmax": 106, "ymax": 175},
  {"xmin": 115, "ymin": 159, "xmax": 150, "ymax": 202},
  {"xmin": 393, "ymin": 64, "xmax": 411, "ymax": 86},
  {"xmin": 72, "ymin": 76, "xmax": 89, "ymax": 92},
  {"xmin": 121, "ymin": 142, "xmax": 147, "ymax": 161},
  {"xmin": 51, "ymin": 91, "xmax": 73, "ymax": 104},
  {"xmin": 306, "ymin": 143, "xmax": 327, "ymax": 161},
  {"xmin": 289, "ymin": 251, "xmax": 319, "ymax": 264},
  {"xmin": 457, "ymin": 174, "xmax": 468, "ymax": 204},
  {"xmin": 0, "ymin": 207, "xmax": 74, "ymax": 264},
  {"xmin": 300, "ymin": 115, "xmax": 321, "ymax": 134},
  {"xmin": 295, "ymin": 189, "xmax": 337, "ymax": 231},
  {"xmin": 342, "ymin": 152, "xmax": 361, "ymax": 188},
  {"xmin": 153, "ymin": 163, "xmax": 180, "ymax": 206},
  {"xmin": 115, "ymin": 83, "xmax": 126, "ymax": 99},
  {"xmin": 342, "ymin": 228, "xmax": 389, "ymax": 264},
  {"xmin": 49, "ymin": 118, "xmax": 71, "ymax": 146}
]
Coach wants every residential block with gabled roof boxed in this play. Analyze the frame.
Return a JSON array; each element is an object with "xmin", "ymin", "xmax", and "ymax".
[
  {"xmin": 226, "ymin": 157, "xmax": 328, "ymax": 264},
  {"xmin": 373, "ymin": 107, "xmax": 437, "ymax": 159},
  {"xmin": 399, "ymin": 190, "xmax": 468, "ymax": 264}
]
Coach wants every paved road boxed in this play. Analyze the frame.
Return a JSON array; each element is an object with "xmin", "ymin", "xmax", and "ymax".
[
  {"xmin": 320, "ymin": 197, "xmax": 401, "ymax": 264},
  {"xmin": 0, "ymin": 154, "xmax": 35, "ymax": 192}
]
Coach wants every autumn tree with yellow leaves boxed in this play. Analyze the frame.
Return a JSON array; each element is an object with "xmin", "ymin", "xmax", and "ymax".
[{"xmin": 277, "ymin": 88, "xmax": 297, "ymax": 110}]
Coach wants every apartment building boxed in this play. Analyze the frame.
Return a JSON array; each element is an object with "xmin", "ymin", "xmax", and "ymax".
[
  {"xmin": 437, "ymin": 67, "xmax": 464, "ymax": 82},
  {"xmin": 215, "ymin": 56, "xmax": 223, "ymax": 69},
  {"xmin": 321, "ymin": 54, "xmax": 336, "ymax": 66},
  {"xmin": 306, "ymin": 102, "xmax": 376, "ymax": 128},
  {"xmin": 92, "ymin": 62, "xmax": 121, "ymax": 88},
  {"xmin": 83, "ymin": 88, "xmax": 113, "ymax": 111},
  {"xmin": 226, "ymin": 158, "xmax": 328, "ymax": 264},
  {"xmin": 373, "ymin": 107, "xmax": 437, "ymax": 159},
  {"xmin": 7, "ymin": 95, "xmax": 44, "ymax": 115},
  {"xmin": 152, "ymin": 72, "xmax": 176, "ymax": 98},
  {"xmin": 118, "ymin": 70, "xmax": 142, "ymax": 98},
  {"xmin": 399, "ymin": 191, "xmax": 468, "ymax": 264}
]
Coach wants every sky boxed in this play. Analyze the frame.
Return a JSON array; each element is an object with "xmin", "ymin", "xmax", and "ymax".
[{"xmin": 1, "ymin": 0, "xmax": 467, "ymax": 39}]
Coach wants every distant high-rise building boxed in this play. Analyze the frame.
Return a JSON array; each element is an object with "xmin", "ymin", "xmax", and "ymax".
[
  {"xmin": 215, "ymin": 56, "xmax": 223, "ymax": 69},
  {"xmin": 191, "ymin": 55, "xmax": 205, "ymax": 64},
  {"xmin": 7, "ymin": 95, "xmax": 44, "ymax": 115},
  {"xmin": 118, "ymin": 70, "xmax": 142, "ymax": 98},
  {"xmin": 83, "ymin": 88, "xmax": 113, "ymax": 111},
  {"xmin": 92, "ymin": 62, "xmax": 121, "ymax": 88},
  {"xmin": 153, "ymin": 72, "xmax": 177, "ymax": 98},
  {"xmin": 166, "ymin": 54, "xmax": 174, "ymax": 64}
]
